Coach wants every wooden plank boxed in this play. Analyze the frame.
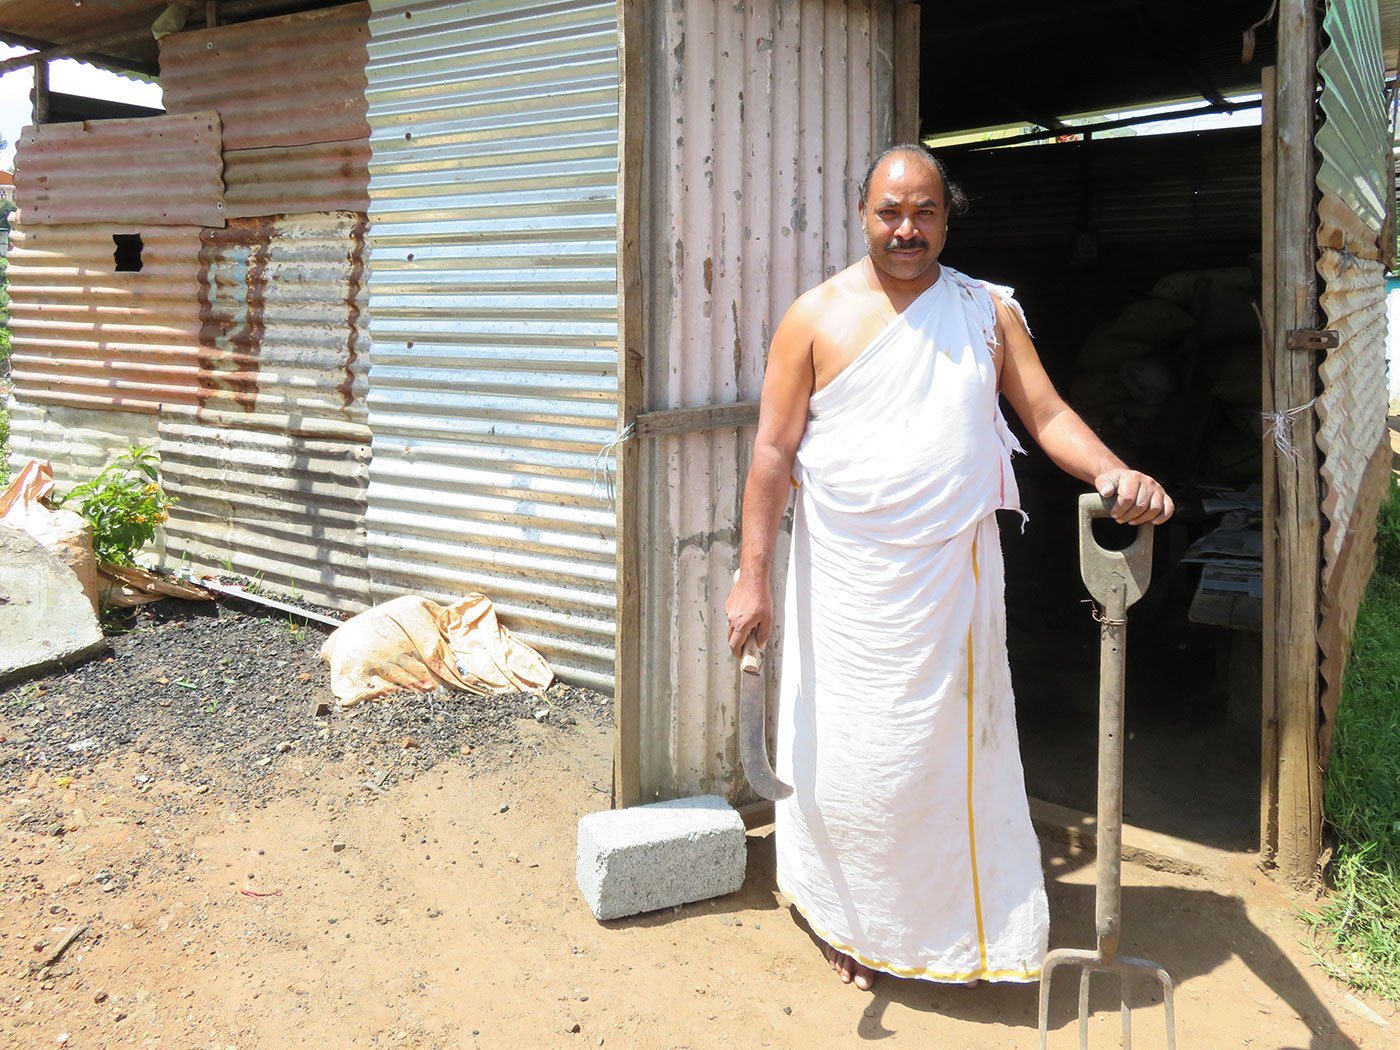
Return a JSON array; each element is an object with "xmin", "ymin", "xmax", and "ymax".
[
  {"xmin": 1259, "ymin": 64, "xmax": 1280, "ymax": 865},
  {"xmin": 31, "ymin": 58, "xmax": 48, "ymax": 126},
  {"xmin": 893, "ymin": 1, "xmax": 921, "ymax": 143},
  {"xmin": 1027, "ymin": 799, "xmax": 1220, "ymax": 879},
  {"xmin": 612, "ymin": 0, "xmax": 645, "ymax": 810},
  {"xmin": 1272, "ymin": 0, "xmax": 1324, "ymax": 887},
  {"xmin": 634, "ymin": 400, "xmax": 759, "ymax": 438}
]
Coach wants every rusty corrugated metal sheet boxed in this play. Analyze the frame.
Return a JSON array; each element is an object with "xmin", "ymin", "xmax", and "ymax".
[
  {"xmin": 363, "ymin": 0, "xmax": 620, "ymax": 691},
  {"xmin": 160, "ymin": 4, "xmax": 370, "ymax": 151},
  {"xmin": 7, "ymin": 223, "xmax": 205, "ymax": 413},
  {"xmin": 14, "ymin": 113, "xmax": 227, "ymax": 227},
  {"xmin": 637, "ymin": 0, "xmax": 895, "ymax": 801},
  {"xmin": 196, "ymin": 212, "xmax": 370, "ymax": 427},
  {"xmin": 1313, "ymin": 0, "xmax": 1392, "ymax": 757},
  {"xmin": 156, "ymin": 418, "xmax": 372, "ymax": 608},
  {"xmin": 223, "ymin": 140, "xmax": 372, "ymax": 218}
]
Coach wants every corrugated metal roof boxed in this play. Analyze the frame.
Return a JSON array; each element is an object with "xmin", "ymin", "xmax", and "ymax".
[
  {"xmin": 223, "ymin": 140, "xmax": 371, "ymax": 218},
  {"xmin": 157, "ymin": 417, "xmax": 372, "ymax": 608},
  {"xmin": 7, "ymin": 222, "xmax": 205, "ymax": 413},
  {"xmin": 363, "ymin": 0, "xmax": 620, "ymax": 690},
  {"xmin": 636, "ymin": 0, "xmax": 894, "ymax": 802},
  {"xmin": 14, "ymin": 113, "xmax": 227, "ymax": 227},
  {"xmin": 196, "ymin": 212, "xmax": 370, "ymax": 427},
  {"xmin": 160, "ymin": 4, "xmax": 371, "ymax": 151}
]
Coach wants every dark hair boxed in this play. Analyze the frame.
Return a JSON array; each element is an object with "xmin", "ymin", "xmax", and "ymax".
[{"xmin": 858, "ymin": 143, "xmax": 969, "ymax": 217}]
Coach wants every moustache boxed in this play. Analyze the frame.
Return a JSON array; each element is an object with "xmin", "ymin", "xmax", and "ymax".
[{"xmin": 885, "ymin": 237, "xmax": 928, "ymax": 252}]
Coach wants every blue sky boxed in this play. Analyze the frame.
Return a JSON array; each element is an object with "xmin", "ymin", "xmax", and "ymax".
[{"xmin": 0, "ymin": 43, "xmax": 164, "ymax": 170}]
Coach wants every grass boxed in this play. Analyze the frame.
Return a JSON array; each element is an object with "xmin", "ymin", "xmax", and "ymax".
[{"xmin": 1308, "ymin": 474, "xmax": 1400, "ymax": 1000}]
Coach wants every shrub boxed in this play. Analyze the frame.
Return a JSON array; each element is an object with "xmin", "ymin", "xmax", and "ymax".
[{"xmin": 58, "ymin": 444, "xmax": 177, "ymax": 566}]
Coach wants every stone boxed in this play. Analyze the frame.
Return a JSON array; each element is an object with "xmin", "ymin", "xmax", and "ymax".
[
  {"xmin": 0, "ymin": 524, "xmax": 105, "ymax": 687},
  {"xmin": 575, "ymin": 795, "xmax": 746, "ymax": 921}
]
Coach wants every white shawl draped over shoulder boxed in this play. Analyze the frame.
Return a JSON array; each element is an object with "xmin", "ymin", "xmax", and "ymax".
[{"xmin": 774, "ymin": 265, "xmax": 1049, "ymax": 983}]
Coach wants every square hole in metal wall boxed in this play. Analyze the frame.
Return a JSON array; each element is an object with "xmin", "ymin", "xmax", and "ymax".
[{"xmin": 113, "ymin": 233, "xmax": 143, "ymax": 272}]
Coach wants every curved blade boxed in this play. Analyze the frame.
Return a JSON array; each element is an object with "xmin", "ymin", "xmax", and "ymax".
[{"xmin": 739, "ymin": 637, "xmax": 792, "ymax": 801}]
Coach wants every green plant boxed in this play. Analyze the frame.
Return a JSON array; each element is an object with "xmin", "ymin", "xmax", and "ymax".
[
  {"xmin": 58, "ymin": 445, "xmax": 176, "ymax": 567},
  {"xmin": 0, "ymin": 402, "xmax": 10, "ymax": 489},
  {"xmin": 285, "ymin": 577, "xmax": 303, "ymax": 602},
  {"xmin": 218, "ymin": 555, "xmax": 234, "ymax": 573},
  {"xmin": 1308, "ymin": 476, "xmax": 1400, "ymax": 1000},
  {"xmin": 287, "ymin": 615, "xmax": 306, "ymax": 644}
]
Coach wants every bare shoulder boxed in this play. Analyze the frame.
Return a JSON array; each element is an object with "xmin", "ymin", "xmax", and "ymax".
[{"xmin": 781, "ymin": 263, "xmax": 863, "ymax": 332}]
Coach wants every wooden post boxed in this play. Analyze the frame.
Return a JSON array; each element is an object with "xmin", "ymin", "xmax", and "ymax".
[
  {"xmin": 31, "ymin": 58, "xmax": 49, "ymax": 126},
  {"xmin": 206, "ymin": 2, "xmax": 220, "ymax": 29},
  {"xmin": 1259, "ymin": 65, "xmax": 1280, "ymax": 866},
  {"xmin": 1271, "ymin": 0, "xmax": 1324, "ymax": 886},
  {"xmin": 612, "ymin": 0, "xmax": 644, "ymax": 809},
  {"xmin": 893, "ymin": 1, "xmax": 921, "ymax": 144}
]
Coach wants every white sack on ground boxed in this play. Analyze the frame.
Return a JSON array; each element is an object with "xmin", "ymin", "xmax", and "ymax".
[
  {"xmin": 0, "ymin": 459, "xmax": 102, "ymax": 615},
  {"xmin": 318, "ymin": 593, "xmax": 553, "ymax": 707}
]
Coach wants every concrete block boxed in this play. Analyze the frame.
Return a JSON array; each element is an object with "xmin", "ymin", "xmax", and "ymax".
[
  {"xmin": 0, "ymin": 523, "xmax": 106, "ymax": 686},
  {"xmin": 576, "ymin": 795, "xmax": 746, "ymax": 921}
]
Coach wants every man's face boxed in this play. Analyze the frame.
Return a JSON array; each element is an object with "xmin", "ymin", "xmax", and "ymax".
[{"xmin": 859, "ymin": 155, "xmax": 949, "ymax": 282}]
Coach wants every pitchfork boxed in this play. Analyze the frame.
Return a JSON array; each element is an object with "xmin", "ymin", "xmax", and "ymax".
[{"xmin": 1037, "ymin": 493, "xmax": 1178, "ymax": 1050}]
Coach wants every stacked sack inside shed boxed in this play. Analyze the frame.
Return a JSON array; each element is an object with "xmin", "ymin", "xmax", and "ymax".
[{"xmin": 1068, "ymin": 261, "xmax": 1263, "ymax": 486}]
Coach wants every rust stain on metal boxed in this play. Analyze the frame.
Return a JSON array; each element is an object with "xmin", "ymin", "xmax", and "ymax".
[
  {"xmin": 342, "ymin": 216, "xmax": 369, "ymax": 409},
  {"xmin": 197, "ymin": 217, "xmax": 271, "ymax": 412}
]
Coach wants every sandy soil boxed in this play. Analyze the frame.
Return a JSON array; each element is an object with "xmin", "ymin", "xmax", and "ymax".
[{"xmin": 2, "ymin": 698, "xmax": 1396, "ymax": 1050}]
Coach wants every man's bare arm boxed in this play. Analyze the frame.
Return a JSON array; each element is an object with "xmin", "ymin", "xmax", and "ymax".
[
  {"xmin": 995, "ymin": 298, "xmax": 1173, "ymax": 526},
  {"xmin": 725, "ymin": 300, "xmax": 817, "ymax": 653}
]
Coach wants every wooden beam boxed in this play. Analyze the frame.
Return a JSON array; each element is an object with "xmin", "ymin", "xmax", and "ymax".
[
  {"xmin": 1271, "ymin": 0, "xmax": 1324, "ymax": 888},
  {"xmin": 634, "ymin": 401, "xmax": 759, "ymax": 438},
  {"xmin": 612, "ymin": 0, "xmax": 645, "ymax": 810},
  {"xmin": 206, "ymin": 2, "xmax": 221, "ymax": 30},
  {"xmin": 0, "ymin": 35, "xmax": 159, "ymax": 80},
  {"xmin": 31, "ymin": 57, "xmax": 48, "ymax": 125},
  {"xmin": 1259, "ymin": 64, "xmax": 1280, "ymax": 867},
  {"xmin": 892, "ymin": 0, "xmax": 920, "ymax": 143}
]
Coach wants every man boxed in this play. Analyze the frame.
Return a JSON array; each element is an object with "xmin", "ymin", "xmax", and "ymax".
[{"xmin": 724, "ymin": 143, "xmax": 1173, "ymax": 992}]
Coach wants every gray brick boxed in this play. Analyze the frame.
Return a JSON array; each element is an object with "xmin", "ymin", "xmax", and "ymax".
[{"xmin": 576, "ymin": 795, "xmax": 746, "ymax": 921}]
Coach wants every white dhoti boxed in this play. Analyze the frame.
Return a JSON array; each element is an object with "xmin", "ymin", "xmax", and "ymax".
[{"xmin": 775, "ymin": 266, "xmax": 1049, "ymax": 983}]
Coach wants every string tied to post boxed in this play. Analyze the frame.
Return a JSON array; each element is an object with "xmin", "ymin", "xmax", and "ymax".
[
  {"xmin": 1261, "ymin": 398, "xmax": 1316, "ymax": 465},
  {"xmin": 591, "ymin": 421, "xmax": 637, "ymax": 509}
]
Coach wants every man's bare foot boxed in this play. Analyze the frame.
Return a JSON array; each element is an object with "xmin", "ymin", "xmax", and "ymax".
[{"xmin": 822, "ymin": 943, "xmax": 878, "ymax": 990}]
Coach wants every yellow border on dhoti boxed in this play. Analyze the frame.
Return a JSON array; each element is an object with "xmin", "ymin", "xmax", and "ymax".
[
  {"xmin": 966, "ymin": 535, "xmax": 989, "ymax": 974},
  {"xmin": 770, "ymin": 529, "xmax": 1040, "ymax": 986}
]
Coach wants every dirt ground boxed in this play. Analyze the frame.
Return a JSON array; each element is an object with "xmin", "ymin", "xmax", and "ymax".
[{"xmin": 2, "ymin": 607, "xmax": 1396, "ymax": 1049}]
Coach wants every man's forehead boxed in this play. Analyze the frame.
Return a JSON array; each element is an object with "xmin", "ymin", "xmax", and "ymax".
[{"xmin": 870, "ymin": 154, "xmax": 944, "ymax": 198}]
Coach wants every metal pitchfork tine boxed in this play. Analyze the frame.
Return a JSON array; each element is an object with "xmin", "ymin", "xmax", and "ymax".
[{"xmin": 1038, "ymin": 493, "xmax": 1177, "ymax": 1050}]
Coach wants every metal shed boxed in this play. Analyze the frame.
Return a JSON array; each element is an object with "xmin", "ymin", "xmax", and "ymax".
[{"xmin": 0, "ymin": 0, "xmax": 1395, "ymax": 887}]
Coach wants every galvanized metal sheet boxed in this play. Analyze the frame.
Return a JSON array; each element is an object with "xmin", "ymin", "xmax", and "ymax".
[
  {"xmin": 196, "ymin": 212, "xmax": 370, "ymax": 426},
  {"xmin": 156, "ymin": 416, "xmax": 372, "ymax": 609},
  {"xmin": 223, "ymin": 140, "xmax": 372, "ymax": 218},
  {"xmin": 637, "ymin": 0, "xmax": 894, "ymax": 801},
  {"xmin": 4, "ymin": 400, "xmax": 159, "ymax": 495},
  {"xmin": 160, "ymin": 3, "xmax": 371, "ymax": 150},
  {"xmin": 1316, "ymin": 0, "xmax": 1389, "ymax": 234},
  {"xmin": 7, "ymin": 223, "xmax": 206, "ymax": 414},
  {"xmin": 364, "ymin": 0, "xmax": 620, "ymax": 690},
  {"xmin": 14, "ymin": 112, "xmax": 227, "ymax": 227},
  {"xmin": 1314, "ymin": 0, "xmax": 1393, "ymax": 756}
]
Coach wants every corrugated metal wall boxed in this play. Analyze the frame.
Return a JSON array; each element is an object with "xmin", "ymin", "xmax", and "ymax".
[
  {"xmin": 14, "ymin": 113, "xmax": 228, "ymax": 227},
  {"xmin": 1313, "ymin": 0, "xmax": 1392, "ymax": 756},
  {"xmin": 7, "ymin": 223, "xmax": 206, "ymax": 414},
  {"xmin": 363, "ymin": 0, "xmax": 620, "ymax": 690},
  {"xmin": 636, "ymin": 0, "xmax": 896, "ymax": 801},
  {"xmin": 9, "ymin": 3, "xmax": 376, "ymax": 612}
]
